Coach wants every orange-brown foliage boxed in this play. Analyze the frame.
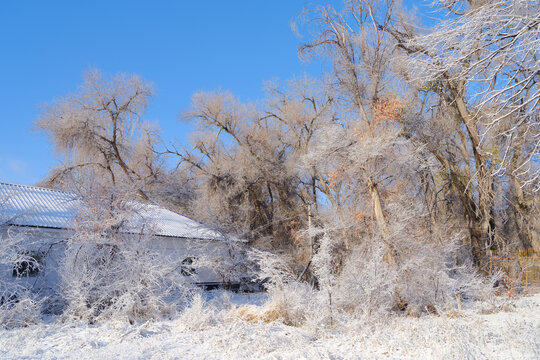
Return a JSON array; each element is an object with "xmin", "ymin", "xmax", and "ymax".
[
  {"xmin": 328, "ymin": 167, "xmax": 344, "ymax": 189},
  {"xmin": 373, "ymin": 95, "xmax": 405, "ymax": 124}
]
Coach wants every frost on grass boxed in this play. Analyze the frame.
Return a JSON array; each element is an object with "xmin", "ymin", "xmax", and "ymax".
[{"xmin": 0, "ymin": 292, "xmax": 538, "ymax": 360}]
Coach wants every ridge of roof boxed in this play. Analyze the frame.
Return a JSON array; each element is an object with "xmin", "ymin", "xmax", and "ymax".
[
  {"xmin": 0, "ymin": 182, "xmax": 229, "ymax": 241},
  {"xmin": 0, "ymin": 182, "xmax": 73, "ymax": 195}
]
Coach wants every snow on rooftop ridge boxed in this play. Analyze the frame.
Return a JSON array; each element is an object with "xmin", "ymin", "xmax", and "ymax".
[{"xmin": 0, "ymin": 182, "xmax": 226, "ymax": 241}]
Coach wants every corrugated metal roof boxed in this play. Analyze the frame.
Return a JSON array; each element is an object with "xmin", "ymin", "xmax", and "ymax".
[{"xmin": 0, "ymin": 183, "xmax": 226, "ymax": 241}]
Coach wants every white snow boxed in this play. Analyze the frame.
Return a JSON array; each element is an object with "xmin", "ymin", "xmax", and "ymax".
[{"xmin": 1, "ymin": 292, "xmax": 538, "ymax": 359}]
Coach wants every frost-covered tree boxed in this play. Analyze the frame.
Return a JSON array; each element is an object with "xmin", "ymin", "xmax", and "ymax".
[
  {"xmin": 375, "ymin": 0, "xmax": 540, "ymax": 257},
  {"xmin": 407, "ymin": 0, "xmax": 539, "ymax": 189},
  {"xmin": 36, "ymin": 69, "xmax": 165, "ymax": 201},
  {"xmin": 298, "ymin": 0, "xmax": 427, "ymax": 259},
  {"xmin": 239, "ymin": 0, "xmax": 497, "ymax": 318},
  {"xmin": 172, "ymin": 78, "xmax": 335, "ymax": 259}
]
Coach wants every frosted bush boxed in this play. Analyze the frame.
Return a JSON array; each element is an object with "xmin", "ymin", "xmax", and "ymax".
[
  {"xmin": 60, "ymin": 232, "xmax": 195, "ymax": 323},
  {"xmin": 59, "ymin": 184, "xmax": 196, "ymax": 324},
  {"xmin": 228, "ymin": 281, "xmax": 313, "ymax": 326},
  {"xmin": 0, "ymin": 231, "xmax": 43, "ymax": 328},
  {"xmin": 241, "ymin": 249, "xmax": 316, "ymax": 325},
  {"xmin": 334, "ymin": 231, "xmax": 495, "ymax": 319},
  {"xmin": 177, "ymin": 293, "xmax": 216, "ymax": 331},
  {"xmin": 251, "ymin": 215, "xmax": 496, "ymax": 328},
  {"xmin": 264, "ymin": 281, "xmax": 314, "ymax": 326},
  {"xmin": 333, "ymin": 242, "xmax": 398, "ymax": 319},
  {"xmin": 0, "ymin": 295, "xmax": 41, "ymax": 329}
]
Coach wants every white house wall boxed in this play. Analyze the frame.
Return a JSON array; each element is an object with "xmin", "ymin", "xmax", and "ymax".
[
  {"xmin": 0, "ymin": 226, "xmax": 68, "ymax": 298},
  {"xmin": 150, "ymin": 236, "xmax": 233, "ymax": 285},
  {"xmin": 1, "ymin": 226, "xmax": 234, "ymax": 300}
]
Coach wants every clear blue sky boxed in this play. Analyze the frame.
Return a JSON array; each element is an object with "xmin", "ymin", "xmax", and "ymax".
[{"xmin": 0, "ymin": 0, "xmax": 432, "ymax": 185}]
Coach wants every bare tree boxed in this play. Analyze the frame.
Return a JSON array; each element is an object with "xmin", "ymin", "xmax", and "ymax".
[
  {"xmin": 36, "ymin": 69, "xmax": 163, "ymax": 201},
  {"xmin": 171, "ymin": 79, "xmax": 335, "ymax": 262},
  {"xmin": 369, "ymin": 0, "xmax": 540, "ymax": 257},
  {"xmin": 408, "ymin": 0, "xmax": 539, "ymax": 190},
  {"xmin": 297, "ymin": 0, "xmax": 424, "ymax": 260}
]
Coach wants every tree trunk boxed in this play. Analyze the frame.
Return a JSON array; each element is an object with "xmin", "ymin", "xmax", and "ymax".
[{"xmin": 368, "ymin": 179, "xmax": 395, "ymax": 265}]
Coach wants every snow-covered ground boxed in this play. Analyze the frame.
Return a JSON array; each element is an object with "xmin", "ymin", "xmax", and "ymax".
[{"xmin": 1, "ymin": 292, "xmax": 539, "ymax": 360}]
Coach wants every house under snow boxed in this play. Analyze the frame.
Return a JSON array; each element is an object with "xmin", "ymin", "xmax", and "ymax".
[{"xmin": 0, "ymin": 182, "xmax": 241, "ymax": 297}]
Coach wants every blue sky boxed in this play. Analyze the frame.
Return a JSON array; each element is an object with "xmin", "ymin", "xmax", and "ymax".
[{"xmin": 0, "ymin": 0, "xmax": 432, "ymax": 185}]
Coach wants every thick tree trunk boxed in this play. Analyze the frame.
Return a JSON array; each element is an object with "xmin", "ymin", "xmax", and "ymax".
[
  {"xmin": 369, "ymin": 180, "xmax": 388, "ymax": 237},
  {"xmin": 368, "ymin": 179, "xmax": 396, "ymax": 265},
  {"xmin": 510, "ymin": 174, "xmax": 540, "ymax": 254}
]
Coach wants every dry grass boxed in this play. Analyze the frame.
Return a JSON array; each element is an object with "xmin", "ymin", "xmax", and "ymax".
[
  {"xmin": 229, "ymin": 300, "xmax": 304, "ymax": 326},
  {"xmin": 445, "ymin": 309, "xmax": 464, "ymax": 318},
  {"xmin": 231, "ymin": 304, "xmax": 282, "ymax": 324}
]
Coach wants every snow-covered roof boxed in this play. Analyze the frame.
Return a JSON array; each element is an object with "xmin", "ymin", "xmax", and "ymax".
[{"xmin": 0, "ymin": 183, "xmax": 226, "ymax": 241}]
